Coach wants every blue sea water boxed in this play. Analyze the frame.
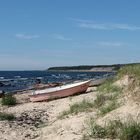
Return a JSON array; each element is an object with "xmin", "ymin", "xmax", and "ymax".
[{"xmin": 0, "ymin": 71, "xmax": 114, "ymax": 92}]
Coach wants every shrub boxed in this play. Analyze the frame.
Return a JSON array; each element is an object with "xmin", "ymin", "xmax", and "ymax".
[
  {"xmin": 1, "ymin": 94, "xmax": 16, "ymax": 105},
  {"xmin": 0, "ymin": 112, "xmax": 15, "ymax": 121}
]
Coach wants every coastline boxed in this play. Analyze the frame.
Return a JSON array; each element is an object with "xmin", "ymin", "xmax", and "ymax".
[
  {"xmin": 47, "ymin": 69, "xmax": 115, "ymax": 72},
  {"xmin": 0, "ymin": 64, "xmax": 140, "ymax": 140}
]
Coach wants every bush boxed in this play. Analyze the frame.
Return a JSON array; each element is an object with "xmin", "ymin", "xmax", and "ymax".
[
  {"xmin": 1, "ymin": 94, "xmax": 16, "ymax": 105},
  {"xmin": 0, "ymin": 112, "xmax": 15, "ymax": 121}
]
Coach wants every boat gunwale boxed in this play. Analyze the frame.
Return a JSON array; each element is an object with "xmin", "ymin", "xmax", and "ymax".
[{"xmin": 29, "ymin": 80, "xmax": 91, "ymax": 97}]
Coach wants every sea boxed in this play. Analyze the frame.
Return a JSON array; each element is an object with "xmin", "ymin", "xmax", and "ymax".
[{"xmin": 0, "ymin": 71, "xmax": 114, "ymax": 92}]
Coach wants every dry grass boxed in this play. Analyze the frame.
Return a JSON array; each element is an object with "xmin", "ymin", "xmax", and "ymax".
[
  {"xmin": 84, "ymin": 118, "xmax": 140, "ymax": 140},
  {"xmin": 58, "ymin": 99, "xmax": 94, "ymax": 119}
]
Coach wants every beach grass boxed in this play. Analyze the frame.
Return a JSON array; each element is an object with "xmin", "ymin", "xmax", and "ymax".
[
  {"xmin": 58, "ymin": 99, "xmax": 94, "ymax": 119},
  {"xmin": 97, "ymin": 77, "xmax": 122, "ymax": 94},
  {"xmin": 94, "ymin": 76, "xmax": 122, "ymax": 115},
  {"xmin": 94, "ymin": 87, "xmax": 121, "ymax": 115},
  {"xmin": 93, "ymin": 94, "xmax": 107, "ymax": 108},
  {"xmin": 119, "ymin": 120, "xmax": 140, "ymax": 140},
  {"xmin": 84, "ymin": 118, "xmax": 140, "ymax": 140},
  {"xmin": 99, "ymin": 101, "xmax": 119, "ymax": 115},
  {"xmin": 117, "ymin": 64, "xmax": 140, "ymax": 82}
]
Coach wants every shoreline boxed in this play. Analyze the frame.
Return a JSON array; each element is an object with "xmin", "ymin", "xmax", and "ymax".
[{"xmin": 0, "ymin": 69, "xmax": 140, "ymax": 139}]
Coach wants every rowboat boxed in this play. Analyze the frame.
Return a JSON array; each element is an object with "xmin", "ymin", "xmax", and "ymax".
[{"xmin": 29, "ymin": 80, "xmax": 91, "ymax": 102}]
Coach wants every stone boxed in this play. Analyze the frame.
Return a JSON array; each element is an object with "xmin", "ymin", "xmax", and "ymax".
[{"xmin": 0, "ymin": 90, "xmax": 5, "ymax": 98}]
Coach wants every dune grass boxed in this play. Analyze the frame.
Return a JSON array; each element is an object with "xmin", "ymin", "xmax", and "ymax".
[
  {"xmin": 97, "ymin": 77, "xmax": 122, "ymax": 94},
  {"xmin": 58, "ymin": 77, "xmax": 122, "ymax": 119},
  {"xmin": 93, "ymin": 94, "xmax": 107, "ymax": 108},
  {"xmin": 83, "ymin": 64, "xmax": 140, "ymax": 139},
  {"xmin": 120, "ymin": 120, "xmax": 140, "ymax": 140},
  {"xmin": 94, "ymin": 76, "xmax": 122, "ymax": 115},
  {"xmin": 94, "ymin": 85, "xmax": 121, "ymax": 115},
  {"xmin": 84, "ymin": 118, "xmax": 140, "ymax": 140},
  {"xmin": 99, "ymin": 101, "xmax": 119, "ymax": 115},
  {"xmin": 117, "ymin": 64, "xmax": 140, "ymax": 82},
  {"xmin": 58, "ymin": 99, "xmax": 94, "ymax": 119}
]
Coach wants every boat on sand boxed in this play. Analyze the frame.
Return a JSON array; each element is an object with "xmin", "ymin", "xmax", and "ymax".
[{"xmin": 29, "ymin": 80, "xmax": 91, "ymax": 102}]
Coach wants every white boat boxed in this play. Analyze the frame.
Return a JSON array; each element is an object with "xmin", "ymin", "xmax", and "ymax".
[{"xmin": 29, "ymin": 80, "xmax": 91, "ymax": 102}]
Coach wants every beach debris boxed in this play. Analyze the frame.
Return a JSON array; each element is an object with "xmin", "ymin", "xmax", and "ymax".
[{"xmin": 0, "ymin": 109, "xmax": 49, "ymax": 139}]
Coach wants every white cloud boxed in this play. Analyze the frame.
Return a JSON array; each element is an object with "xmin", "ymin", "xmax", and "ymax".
[
  {"xmin": 52, "ymin": 33, "xmax": 72, "ymax": 40},
  {"xmin": 111, "ymin": 24, "xmax": 140, "ymax": 30},
  {"xmin": 15, "ymin": 33, "xmax": 40, "ymax": 39},
  {"xmin": 79, "ymin": 23, "xmax": 109, "ymax": 30},
  {"xmin": 71, "ymin": 18, "xmax": 140, "ymax": 31},
  {"xmin": 69, "ymin": 18, "xmax": 93, "ymax": 23},
  {"xmin": 97, "ymin": 41, "xmax": 124, "ymax": 47}
]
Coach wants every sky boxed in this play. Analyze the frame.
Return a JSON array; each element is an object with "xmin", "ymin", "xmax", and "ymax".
[{"xmin": 0, "ymin": 0, "xmax": 140, "ymax": 70}]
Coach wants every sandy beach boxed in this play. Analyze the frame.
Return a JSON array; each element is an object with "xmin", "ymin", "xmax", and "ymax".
[
  {"xmin": 0, "ymin": 74, "xmax": 140, "ymax": 140},
  {"xmin": 0, "ymin": 87, "xmax": 97, "ymax": 140}
]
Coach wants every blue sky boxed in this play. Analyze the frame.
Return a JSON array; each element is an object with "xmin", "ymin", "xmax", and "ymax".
[{"xmin": 0, "ymin": 0, "xmax": 140, "ymax": 70}]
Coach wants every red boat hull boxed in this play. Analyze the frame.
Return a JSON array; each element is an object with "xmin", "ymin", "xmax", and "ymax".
[{"xmin": 29, "ymin": 80, "xmax": 90, "ymax": 102}]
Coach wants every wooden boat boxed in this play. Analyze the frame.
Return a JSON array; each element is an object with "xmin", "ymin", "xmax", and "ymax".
[{"xmin": 29, "ymin": 80, "xmax": 91, "ymax": 102}]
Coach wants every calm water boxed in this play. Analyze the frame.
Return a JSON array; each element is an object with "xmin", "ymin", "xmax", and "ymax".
[{"xmin": 0, "ymin": 71, "xmax": 113, "ymax": 92}]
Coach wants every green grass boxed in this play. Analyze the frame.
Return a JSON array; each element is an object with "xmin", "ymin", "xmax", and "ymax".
[
  {"xmin": 84, "ymin": 118, "xmax": 140, "ymax": 140},
  {"xmin": 94, "ymin": 76, "xmax": 122, "ymax": 114},
  {"xmin": 117, "ymin": 64, "xmax": 140, "ymax": 82},
  {"xmin": 120, "ymin": 121, "xmax": 140, "ymax": 140},
  {"xmin": 117, "ymin": 64, "xmax": 140, "ymax": 102},
  {"xmin": 94, "ymin": 87, "xmax": 121, "ymax": 115},
  {"xmin": 1, "ymin": 94, "xmax": 16, "ymax": 106},
  {"xmin": 58, "ymin": 99, "xmax": 94, "ymax": 119},
  {"xmin": 99, "ymin": 101, "xmax": 119, "ymax": 115},
  {"xmin": 85, "ymin": 119, "xmax": 122, "ymax": 139},
  {"xmin": 93, "ymin": 94, "xmax": 107, "ymax": 108},
  {"xmin": 0, "ymin": 112, "xmax": 15, "ymax": 121},
  {"xmin": 97, "ymin": 78, "xmax": 122, "ymax": 94},
  {"xmin": 88, "ymin": 118, "xmax": 107, "ymax": 138}
]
